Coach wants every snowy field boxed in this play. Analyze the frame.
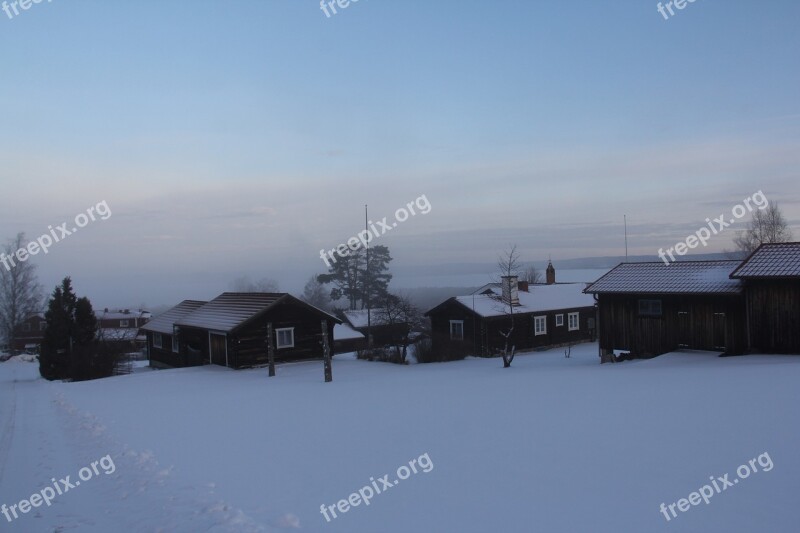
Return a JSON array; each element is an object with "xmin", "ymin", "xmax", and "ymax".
[{"xmin": 1, "ymin": 344, "xmax": 799, "ymax": 532}]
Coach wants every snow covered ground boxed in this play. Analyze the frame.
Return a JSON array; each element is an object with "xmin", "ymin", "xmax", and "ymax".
[{"xmin": 1, "ymin": 344, "xmax": 799, "ymax": 532}]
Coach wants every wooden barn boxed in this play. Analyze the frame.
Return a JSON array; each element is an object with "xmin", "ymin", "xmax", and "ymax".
[
  {"xmin": 163, "ymin": 292, "xmax": 341, "ymax": 369},
  {"xmin": 584, "ymin": 261, "xmax": 748, "ymax": 360},
  {"xmin": 425, "ymin": 275, "xmax": 596, "ymax": 358},
  {"xmin": 730, "ymin": 242, "xmax": 800, "ymax": 354}
]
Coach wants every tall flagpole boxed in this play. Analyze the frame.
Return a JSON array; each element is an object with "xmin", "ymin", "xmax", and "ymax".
[
  {"xmin": 624, "ymin": 214, "xmax": 628, "ymax": 261},
  {"xmin": 365, "ymin": 204, "xmax": 372, "ymax": 349}
]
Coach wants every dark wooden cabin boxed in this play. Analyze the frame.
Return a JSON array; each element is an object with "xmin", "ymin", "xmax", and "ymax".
[
  {"xmin": 425, "ymin": 276, "xmax": 596, "ymax": 358},
  {"xmin": 11, "ymin": 314, "xmax": 47, "ymax": 353},
  {"xmin": 141, "ymin": 300, "xmax": 208, "ymax": 368},
  {"xmin": 731, "ymin": 242, "xmax": 800, "ymax": 354},
  {"xmin": 168, "ymin": 292, "xmax": 341, "ymax": 369},
  {"xmin": 584, "ymin": 261, "xmax": 748, "ymax": 359}
]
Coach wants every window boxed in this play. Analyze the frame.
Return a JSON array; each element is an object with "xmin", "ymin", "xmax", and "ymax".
[
  {"xmin": 638, "ymin": 299, "xmax": 663, "ymax": 317},
  {"xmin": 534, "ymin": 316, "xmax": 547, "ymax": 336},
  {"xmin": 23, "ymin": 323, "xmax": 31, "ymax": 332},
  {"xmin": 153, "ymin": 333, "xmax": 162, "ymax": 349},
  {"xmin": 120, "ymin": 319, "xmax": 129, "ymax": 327},
  {"xmin": 172, "ymin": 335, "xmax": 179, "ymax": 353},
  {"xmin": 568, "ymin": 312, "xmax": 580, "ymax": 331},
  {"xmin": 449, "ymin": 320, "xmax": 464, "ymax": 341},
  {"xmin": 276, "ymin": 328, "xmax": 295, "ymax": 349},
  {"xmin": 39, "ymin": 321, "xmax": 47, "ymax": 331},
  {"xmin": 555, "ymin": 314, "xmax": 564, "ymax": 327}
]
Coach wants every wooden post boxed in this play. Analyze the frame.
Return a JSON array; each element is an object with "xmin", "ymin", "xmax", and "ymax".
[
  {"xmin": 267, "ymin": 322, "xmax": 276, "ymax": 377},
  {"xmin": 322, "ymin": 319, "xmax": 332, "ymax": 382}
]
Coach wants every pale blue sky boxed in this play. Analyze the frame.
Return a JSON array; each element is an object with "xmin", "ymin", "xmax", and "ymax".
[{"xmin": 1, "ymin": 0, "xmax": 798, "ymax": 307}]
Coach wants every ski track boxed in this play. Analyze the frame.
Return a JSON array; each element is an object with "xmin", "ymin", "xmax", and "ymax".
[
  {"xmin": 0, "ymin": 362, "xmax": 270, "ymax": 532},
  {"xmin": 0, "ymin": 368, "xmax": 17, "ymax": 485}
]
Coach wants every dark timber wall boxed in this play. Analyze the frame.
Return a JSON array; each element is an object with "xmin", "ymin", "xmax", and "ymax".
[
  {"xmin": 596, "ymin": 294, "xmax": 747, "ymax": 357},
  {"xmin": 745, "ymin": 280, "xmax": 800, "ymax": 354}
]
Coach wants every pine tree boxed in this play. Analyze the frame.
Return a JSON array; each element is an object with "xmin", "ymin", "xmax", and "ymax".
[
  {"xmin": 39, "ymin": 278, "xmax": 100, "ymax": 381},
  {"xmin": 40, "ymin": 278, "xmax": 77, "ymax": 380}
]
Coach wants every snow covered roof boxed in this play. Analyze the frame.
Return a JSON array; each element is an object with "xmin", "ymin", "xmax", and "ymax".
[
  {"xmin": 100, "ymin": 309, "xmax": 150, "ymax": 320},
  {"xmin": 343, "ymin": 309, "xmax": 390, "ymax": 328},
  {"xmin": 440, "ymin": 283, "xmax": 595, "ymax": 318},
  {"xmin": 585, "ymin": 261, "xmax": 743, "ymax": 295},
  {"xmin": 141, "ymin": 300, "xmax": 208, "ymax": 335},
  {"xmin": 334, "ymin": 323, "xmax": 365, "ymax": 341},
  {"xmin": 176, "ymin": 293, "xmax": 284, "ymax": 332},
  {"xmin": 176, "ymin": 293, "xmax": 341, "ymax": 333},
  {"xmin": 730, "ymin": 242, "xmax": 800, "ymax": 279}
]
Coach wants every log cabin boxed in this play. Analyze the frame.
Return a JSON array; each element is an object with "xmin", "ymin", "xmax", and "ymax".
[
  {"xmin": 425, "ymin": 269, "xmax": 597, "ymax": 359},
  {"xmin": 143, "ymin": 293, "xmax": 341, "ymax": 369},
  {"xmin": 586, "ymin": 243, "xmax": 800, "ymax": 360},
  {"xmin": 584, "ymin": 261, "xmax": 747, "ymax": 360}
]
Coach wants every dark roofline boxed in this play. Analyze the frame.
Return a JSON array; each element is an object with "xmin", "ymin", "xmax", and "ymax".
[
  {"xmin": 584, "ymin": 260, "xmax": 743, "ymax": 295},
  {"xmin": 141, "ymin": 300, "xmax": 208, "ymax": 334},
  {"xmin": 729, "ymin": 241, "xmax": 800, "ymax": 279},
  {"xmin": 424, "ymin": 297, "xmax": 481, "ymax": 318},
  {"xmin": 233, "ymin": 293, "xmax": 341, "ymax": 332},
  {"xmin": 176, "ymin": 293, "xmax": 341, "ymax": 333}
]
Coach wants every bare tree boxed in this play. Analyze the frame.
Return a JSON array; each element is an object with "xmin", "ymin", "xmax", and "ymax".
[
  {"xmin": 521, "ymin": 265, "xmax": 542, "ymax": 285},
  {"xmin": 495, "ymin": 245, "xmax": 521, "ymax": 368},
  {"xmin": 733, "ymin": 203, "xmax": 793, "ymax": 255},
  {"xmin": 229, "ymin": 276, "xmax": 280, "ymax": 293},
  {"xmin": 0, "ymin": 233, "xmax": 43, "ymax": 351},
  {"xmin": 375, "ymin": 293, "xmax": 420, "ymax": 364},
  {"xmin": 301, "ymin": 275, "xmax": 331, "ymax": 311}
]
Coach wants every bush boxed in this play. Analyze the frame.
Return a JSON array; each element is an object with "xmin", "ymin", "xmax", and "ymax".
[{"xmin": 356, "ymin": 345, "xmax": 406, "ymax": 364}]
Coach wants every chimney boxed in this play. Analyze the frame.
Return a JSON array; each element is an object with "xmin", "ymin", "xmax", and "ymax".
[
  {"xmin": 501, "ymin": 276, "xmax": 520, "ymax": 306},
  {"xmin": 517, "ymin": 280, "xmax": 529, "ymax": 293},
  {"xmin": 546, "ymin": 261, "xmax": 556, "ymax": 285}
]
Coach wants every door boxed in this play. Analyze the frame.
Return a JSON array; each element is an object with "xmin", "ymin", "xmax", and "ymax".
[
  {"xmin": 209, "ymin": 333, "xmax": 228, "ymax": 366},
  {"xmin": 713, "ymin": 313, "xmax": 727, "ymax": 351},
  {"xmin": 677, "ymin": 311, "xmax": 690, "ymax": 348}
]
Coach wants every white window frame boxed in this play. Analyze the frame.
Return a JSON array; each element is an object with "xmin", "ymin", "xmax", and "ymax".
[
  {"xmin": 449, "ymin": 320, "xmax": 464, "ymax": 341},
  {"xmin": 555, "ymin": 314, "xmax": 564, "ymax": 327},
  {"xmin": 534, "ymin": 316, "xmax": 547, "ymax": 336},
  {"xmin": 120, "ymin": 319, "xmax": 129, "ymax": 327},
  {"xmin": 276, "ymin": 327, "xmax": 295, "ymax": 349},
  {"xmin": 172, "ymin": 334, "xmax": 179, "ymax": 353},
  {"xmin": 568, "ymin": 312, "xmax": 580, "ymax": 331},
  {"xmin": 153, "ymin": 333, "xmax": 162, "ymax": 349}
]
